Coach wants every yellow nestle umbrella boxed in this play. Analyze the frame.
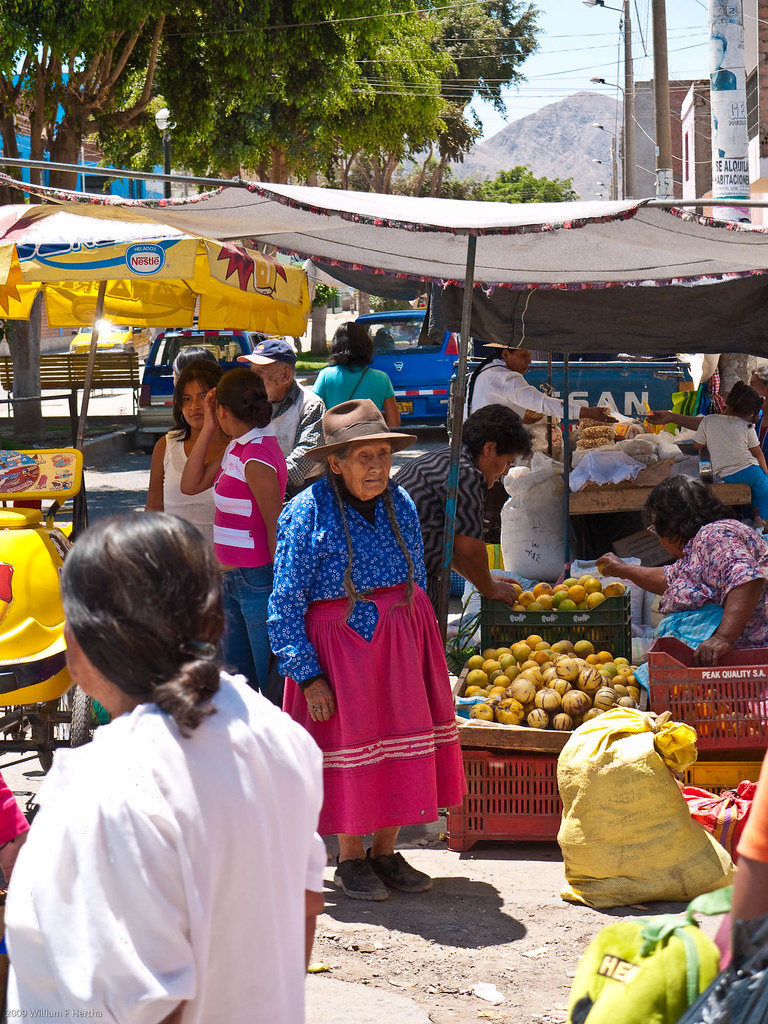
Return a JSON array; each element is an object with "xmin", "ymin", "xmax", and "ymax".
[
  {"xmin": 0, "ymin": 208, "xmax": 310, "ymax": 447},
  {"xmin": 0, "ymin": 228, "xmax": 309, "ymax": 335}
]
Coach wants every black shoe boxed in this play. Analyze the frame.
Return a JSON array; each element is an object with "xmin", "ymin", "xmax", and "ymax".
[
  {"xmin": 367, "ymin": 850, "xmax": 433, "ymax": 893},
  {"xmin": 333, "ymin": 857, "xmax": 389, "ymax": 901}
]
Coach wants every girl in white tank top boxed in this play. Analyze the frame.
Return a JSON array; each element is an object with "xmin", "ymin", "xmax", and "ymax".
[{"xmin": 145, "ymin": 361, "xmax": 229, "ymax": 545}]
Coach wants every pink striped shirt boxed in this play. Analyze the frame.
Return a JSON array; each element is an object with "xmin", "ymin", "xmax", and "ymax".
[{"xmin": 213, "ymin": 426, "xmax": 287, "ymax": 567}]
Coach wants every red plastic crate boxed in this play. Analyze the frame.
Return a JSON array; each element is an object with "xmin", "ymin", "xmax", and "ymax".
[
  {"xmin": 647, "ymin": 637, "xmax": 768, "ymax": 751},
  {"xmin": 445, "ymin": 749, "xmax": 562, "ymax": 851}
]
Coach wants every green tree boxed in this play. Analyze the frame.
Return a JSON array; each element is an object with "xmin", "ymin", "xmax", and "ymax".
[
  {"xmin": 0, "ymin": 1, "xmax": 167, "ymax": 192},
  {"xmin": 480, "ymin": 166, "xmax": 577, "ymax": 203},
  {"xmin": 343, "ymin": 0, "xmax": 540, "ymax": 197},
  {"xmin": 102, "ymin": 2, "xmax": 449, "ymax": 185}
]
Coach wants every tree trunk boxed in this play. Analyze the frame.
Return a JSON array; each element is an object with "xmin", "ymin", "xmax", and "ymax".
[
  {"xmin": 310, "ymin": 305, "xmax": 328, "ymax": 355},
  {"xmin": 719, "ymin": 353, "xmax": 753, "ymax": 396},
  {"xmin": 357, "ymin": 292, "xmax": 371, "ymax": 316},
  {"xmin": 8, "ymin": 296, "xmax": 43, "ymax": 439}
]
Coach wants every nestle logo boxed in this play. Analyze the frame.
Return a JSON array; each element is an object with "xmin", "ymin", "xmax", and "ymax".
[{"xmin": 126, "ymin": 243, "xmax": 165, "ymax": 276}]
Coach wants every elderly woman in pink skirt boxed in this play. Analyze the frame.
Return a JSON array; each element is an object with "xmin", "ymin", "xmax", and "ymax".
[{"xmin": 268, "ymin": 399, "xmax": 465, "ymax": 902}]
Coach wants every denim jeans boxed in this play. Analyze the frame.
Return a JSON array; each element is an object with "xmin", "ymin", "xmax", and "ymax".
[
  {"xmin": 221, "ymin": 564, "xmax": 275, "ymax": 698},
  {"xmin": 723, "ymin": 464, "xmax": 768, "ymax": 518}
]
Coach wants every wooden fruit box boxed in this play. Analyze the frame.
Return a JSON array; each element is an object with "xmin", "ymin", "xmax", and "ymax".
[{"xmin": 452, "ymin": 666, "xmax": 570, "ymax": 754}]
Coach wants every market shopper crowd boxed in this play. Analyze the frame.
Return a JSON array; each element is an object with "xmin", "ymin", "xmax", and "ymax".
[{"xmin": 8, "ymin": 324, "xmax": 768, "ymax": 1021}]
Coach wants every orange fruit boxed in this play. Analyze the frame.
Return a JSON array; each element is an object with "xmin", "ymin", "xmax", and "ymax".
[
  {"xmin": 534, "ymin": 640, "xmax": 551, "ymax": 651},
  {"xmin": 558, "ymin": 598, "xmax": 577, "ymax": 611},
  {"xmin": 597, "ymin": 651, "xmax": 614, "ymax": 663},
  {"xmin": 552, "ymin": 590, "xmax": 570, "ymax": 607},
  {"xmin": 511, "ymin": 643, "xmax": 532, "ymax": 662},
  {"xmin": 536, "ymin": 595, "xmax": 554, "ymax": 610},
  {"xmin": 573, "ymin": 640, "xmax": 594, "ymax": 656},
  {"xmin": 603, "ymin": 582, "xmax": 625, "ymax": 598},
  {"xmin": 533, "ymin": 582, "xmax": 553, "ymax": 598},
  {"xmin": 583, "ymin": 577, "xmax": 603, "ymax": 595},
  {"xmin": 586, "ymin": 592, "xmax": 606, "ymax": 609},
  {"xmin": 553, "ymin": 583, "xmax": 569, "ymax": 594},
  {"xmin": 585, "ymin": 653, "xmax": 601, "ymax": 665},
  {"xmin": 527, "ymin": 601, "xmax": 544, "ymax": 611},
  {"xmin": 519, "ymin": 591, "xmax": 535, "ymax": 608},
  {"xmin": 526, "ymin": 634, "xmax": 545, "ymax": 648},
  {"xmin": 567, "ymin": 585, "xmax": 587, "ymax": 605}
]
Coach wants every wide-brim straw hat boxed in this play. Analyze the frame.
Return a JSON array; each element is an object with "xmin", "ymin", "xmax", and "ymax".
[{"xmin": 307, "ymin": 399, "xmax": 417, "ymax": 462}]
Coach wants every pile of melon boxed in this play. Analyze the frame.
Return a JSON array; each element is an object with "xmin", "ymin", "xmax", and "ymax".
[{"xmin": 462, "ymin": 637, "xmax": 641, "ymax": 731}]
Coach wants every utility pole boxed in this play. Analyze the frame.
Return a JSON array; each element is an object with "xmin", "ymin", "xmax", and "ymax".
[
  {"xmin": 651, "ymin": 0, "xmax": 673, "ymax": 198},
  {"xmin": 623, "ymin": 0, "xmax": 637, "ymax": 197}
]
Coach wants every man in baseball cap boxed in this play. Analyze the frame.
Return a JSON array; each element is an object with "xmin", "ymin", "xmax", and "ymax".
[{"xmin": 238, "ymin": 337, "xmax": 325, "ymax": 499}]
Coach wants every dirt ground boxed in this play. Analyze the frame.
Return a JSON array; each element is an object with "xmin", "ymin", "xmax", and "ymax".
[{"xmin": 312, "ymin": 818, "xmax": 726, "ymax": 1024}]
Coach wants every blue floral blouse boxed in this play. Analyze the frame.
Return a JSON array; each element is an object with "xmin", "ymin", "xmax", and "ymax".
[{"xmin": 267, "ymin": 474, "xmax": 428, "ymax": 682}]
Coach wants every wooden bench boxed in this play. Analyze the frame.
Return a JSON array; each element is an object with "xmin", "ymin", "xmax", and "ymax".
[{"xmin": 0, "ymin": 353, "xmax": 140, "ymax": 443}]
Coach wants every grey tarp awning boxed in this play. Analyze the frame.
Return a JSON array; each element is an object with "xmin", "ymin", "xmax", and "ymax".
[{"xmin": 5, "ymin": 177, "xmax": 768, "ymax": 355}]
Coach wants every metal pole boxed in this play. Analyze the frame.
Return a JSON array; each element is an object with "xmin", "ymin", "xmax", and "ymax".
[
  {"xmin": 438, "ymin": 235, "xmax": 477, "ymax": 643},
  {"xmin": 75, "ymin": 280, "xmax": 107, "ymax": 451},
  {"xmin": 623, "ymin": 0, "xmax": 637, "ymax": 198},
  {"xmin": 651, "ymin": 0, "xmax": 673, "ymax": 198},
  {"xmin": 163, "ymin": 132, "xmax": 172, "ymax": 200},
  {"xmin": 610, "ymin": 137, "xmax": 619, "ymax": 201},
  {"xmin": 562, "ymin": 354, "xmax": 571, "ymax": 568}
]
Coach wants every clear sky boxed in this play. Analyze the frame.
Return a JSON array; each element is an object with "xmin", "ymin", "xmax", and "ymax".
[{"xmin": 471, "ymin": 0, "xmax": 713, "ymax": 140}]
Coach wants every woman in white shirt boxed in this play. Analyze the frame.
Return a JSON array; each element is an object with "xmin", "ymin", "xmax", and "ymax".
[
  {"xmin": 145, "ymin": 360, "xmax": 229, "ymax": 546},
  {"xmin": 5, "ymin": 513, "xmax": 325, "ymax": 1023}
]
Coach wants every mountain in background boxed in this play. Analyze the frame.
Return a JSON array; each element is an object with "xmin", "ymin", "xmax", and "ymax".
[{"xmin": 453, "ymin": 91, "xmax": 623, "ymax": 201}]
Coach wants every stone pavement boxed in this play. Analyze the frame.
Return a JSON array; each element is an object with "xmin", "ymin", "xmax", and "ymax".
[{"xmin": 306, "ymin": 975, "xmax": 431, "ymax": 1024}]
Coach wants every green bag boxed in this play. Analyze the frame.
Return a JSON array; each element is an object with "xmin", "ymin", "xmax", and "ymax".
[{"xmin": 568, "ymin": 887, "xmax": 732, "ymax": 1024}]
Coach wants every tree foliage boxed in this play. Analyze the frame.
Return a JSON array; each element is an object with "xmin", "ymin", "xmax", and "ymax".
[
  {"xmin": 479, "ymin": 166, "xmax": 577, "ymax": 203},
  {"xmin": 0, "ymin": 1, "xmax": 450, "ymax": 190},
  {"xmin": 342, "ymin": 0, "xmax": 540, "ymax": 196},
  {"xmin": 391, "ymin": 161, "xmax": 576, "ymax": 202}
]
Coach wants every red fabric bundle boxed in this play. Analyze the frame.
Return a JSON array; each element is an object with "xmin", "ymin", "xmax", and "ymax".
[{"xmin": 683, "ymin": 781, "xmax": 757, "ymax": 861}]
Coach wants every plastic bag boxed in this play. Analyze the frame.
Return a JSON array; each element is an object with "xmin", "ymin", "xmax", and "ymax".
[
  {"xmin": 501, "ymin": 453, "xmax": 564, "ymax": 583},
  {"xmin": 558, "ymin": 708, "xmax": 734, "ymax": 909},
  {"xmin": 674, "ymin": 911, "xmax": 768, "ymax": 1024},
  {"xmin": 569, "ymin": 449, "xmax": 646, "ymax": 491}
]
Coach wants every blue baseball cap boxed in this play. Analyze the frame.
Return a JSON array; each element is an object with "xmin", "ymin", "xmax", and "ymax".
[{"xmin": 238, "ymin": 337, "xmax": 297, "ymax": 367}]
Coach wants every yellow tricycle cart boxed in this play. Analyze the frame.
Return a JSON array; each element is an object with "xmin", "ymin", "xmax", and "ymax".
[{"xmin": 0, "ymin": 448, "xmax": 95, "ymax": 771}]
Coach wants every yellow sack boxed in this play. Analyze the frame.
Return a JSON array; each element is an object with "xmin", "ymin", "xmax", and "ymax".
[{"xmin": 557, "ymin": 708, "xmax": 733, "ymax": 909}]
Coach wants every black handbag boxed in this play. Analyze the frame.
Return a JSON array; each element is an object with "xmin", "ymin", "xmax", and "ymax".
[{"xmin": 674, "ymin": 911, "xmax": 768, "ymax": 1023}]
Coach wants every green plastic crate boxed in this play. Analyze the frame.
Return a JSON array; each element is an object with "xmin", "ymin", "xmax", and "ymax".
[{"xmin": 479, "ymin": 592, "xmax": 632, "ymax": 660}]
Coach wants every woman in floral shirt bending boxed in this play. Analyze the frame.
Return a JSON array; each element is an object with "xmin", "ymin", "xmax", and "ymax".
[{"xmin": 598, "ymin": 476, "xmax": 768, "ymax": 667}]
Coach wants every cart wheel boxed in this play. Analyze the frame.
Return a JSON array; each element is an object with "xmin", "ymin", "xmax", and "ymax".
[
  {"xmin": 70, "ymin": 686, "xmax": 93, "ymax": 748},
  {"xmin": 37, "ymin": 745, "xmax": 54, "ymax": 774}
]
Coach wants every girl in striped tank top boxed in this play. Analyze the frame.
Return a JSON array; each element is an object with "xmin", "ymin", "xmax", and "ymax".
[{"xmin": 182, "ymin": 368, "xmax": 287, "ymax": 700}]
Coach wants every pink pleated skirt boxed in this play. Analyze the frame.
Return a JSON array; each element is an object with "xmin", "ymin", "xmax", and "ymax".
[{"xmin": 283, "ymin": 583, "xmax": 466, "ymax": 837}]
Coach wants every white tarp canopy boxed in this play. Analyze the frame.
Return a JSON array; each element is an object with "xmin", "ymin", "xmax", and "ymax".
[{"xmin": 5, "ymin": 176, "xmax": 768, "ymax": 355}]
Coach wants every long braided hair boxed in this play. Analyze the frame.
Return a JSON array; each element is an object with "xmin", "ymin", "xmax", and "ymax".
[{"xmin": 328, "ymin": 463, "xmax": 416, "ymax": 620}]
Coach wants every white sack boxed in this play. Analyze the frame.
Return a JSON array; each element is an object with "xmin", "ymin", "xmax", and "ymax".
[{"xmin": 501, "ymin": 453, "xmax": 565, "ymax": 583}]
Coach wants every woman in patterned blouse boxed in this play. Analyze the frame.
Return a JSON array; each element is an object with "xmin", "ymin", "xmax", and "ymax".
[
  {"xmin": 598, "ymin": 476, "xmax": 768, "ymax": 666},
  {"xmin": 268, "ymin": 400, "xmax": 465, "ymax": 902}
]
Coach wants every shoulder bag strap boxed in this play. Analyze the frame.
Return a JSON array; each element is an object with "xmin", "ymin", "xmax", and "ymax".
[{"xmin": 346, "ymin": 367, "xmax": 370, "ymax": 402}]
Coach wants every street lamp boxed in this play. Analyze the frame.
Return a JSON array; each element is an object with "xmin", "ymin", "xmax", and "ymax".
[
  {"xmin": 154, "ymin": 107, "xmax": 173, "ymax": 200},
  {"xmin": 584, "ymin": 0, "xmax": 636, "ymax": 198},
  {"xmin": 591, "ymin": 124, "xmax": 618, "ymax": 201}
]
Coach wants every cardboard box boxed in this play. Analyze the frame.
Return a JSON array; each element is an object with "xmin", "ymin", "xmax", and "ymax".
[{"xmin": 612, "ymin": 529, "xmax": 672, "ymax": 567}]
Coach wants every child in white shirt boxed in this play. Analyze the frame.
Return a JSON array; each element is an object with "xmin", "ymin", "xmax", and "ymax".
[{"xmin": 694, "ymin": 381, "xmax": 768, "ymax": 529}]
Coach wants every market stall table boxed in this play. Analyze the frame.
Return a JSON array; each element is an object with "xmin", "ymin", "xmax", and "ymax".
[{"xmin": 569, "ymin": 481, "xmax": 752, "ymax": 515}]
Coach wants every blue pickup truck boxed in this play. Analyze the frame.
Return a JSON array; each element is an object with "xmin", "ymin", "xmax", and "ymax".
[{"xmin": 358, "ymin": 310, "xmax": 692, "ymax": 425}]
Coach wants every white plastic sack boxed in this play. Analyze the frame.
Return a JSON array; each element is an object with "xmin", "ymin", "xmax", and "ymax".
[{"xmin": 501, "ymin": 453, "xmax": 565, "ymax": 583}]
